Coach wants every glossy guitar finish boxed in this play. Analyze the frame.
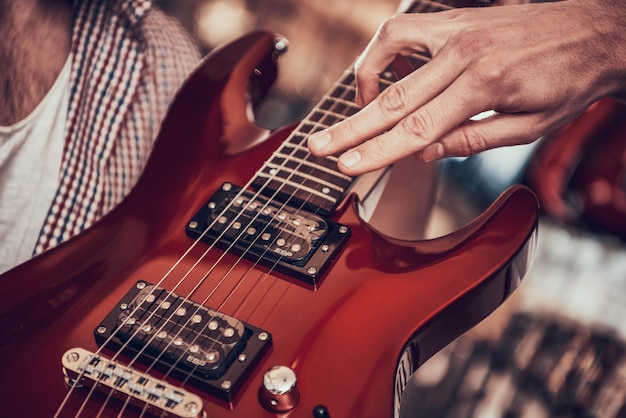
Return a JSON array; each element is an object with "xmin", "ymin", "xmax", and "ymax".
[{"xmin": 0, "ymin": 31, "xmax": 538, "ymax": 417}]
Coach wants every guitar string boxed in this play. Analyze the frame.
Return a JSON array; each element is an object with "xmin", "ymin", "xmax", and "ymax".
[
  {"xmin": 128, "ymin": 76, "xmax": 358, "ymax": 417},
  {"xmin": 90, "ymin": 128, "xmax": 339, "ymax": 416},
  {"xmin": 137, "ymin": 71, "xmax": 364, "ymax": 417},
  {"xmin": 58, "ymin": 68, "xmax": 361, "ymax": 418},
  {"xmin": 160, "ymin": 65, "xmax": 409, "ymax": 413},
  {"xmin": 60, "ymin": 3, "xmax": 440, "ymax": 413},
  {"xmin": 144, "ymin": 68, "xmax": 371, "ymax": 416},
  {"xmin": 64, "ymin": 122, "xmax": 322, "ymax": 416},
  {"xmin": 77, "ymin": 48, "xmax": 421, "ymax": 416},
  {"xmin": 51, "ymin": 2, "xmax": 436, "ymax": 414},
  {"xmin": 149, "ymin": 82, "xmax": 365, "ymax": 418},
  {"xmin": 158, "ymin": 2, "xmax": 443, "ymax": 414},
  {"xmin": 56, "ymin": 105, "xmax": 314, "ymax": 416},
  {"xmin": 60, "ymin": 52, "xmax": 412, "ymax": 417}
]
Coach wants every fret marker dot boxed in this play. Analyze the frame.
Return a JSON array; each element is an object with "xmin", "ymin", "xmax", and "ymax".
[{"xmin": 322, "ymin": 187, "xmax": 331, "ymax": 194}]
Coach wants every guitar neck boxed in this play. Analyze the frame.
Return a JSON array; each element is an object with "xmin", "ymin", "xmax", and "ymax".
[
  {"xmin": 248, "ymin": 0, "xmax": 482, "ymax": 217},
  {"xmin": 249, "ymin": 55, "xmax": 443, "ymax": 217},
  {"xmin": 250, "ymin": 71, "xmax": 374, "ymax": 216}
]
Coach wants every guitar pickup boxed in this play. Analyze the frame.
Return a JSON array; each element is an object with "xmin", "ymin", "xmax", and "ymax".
[
  {"xmin": 186, "ymin": 183, "xmax": 350, "ymax": 285},
  {"xmin": 94, "ymin": 282, "xmax": 271, "ymax": 402}
]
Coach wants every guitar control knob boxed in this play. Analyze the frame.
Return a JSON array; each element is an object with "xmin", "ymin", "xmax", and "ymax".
[{"xmin": 258, "ymin": 365, "xmax": 300, "ymax": 412}]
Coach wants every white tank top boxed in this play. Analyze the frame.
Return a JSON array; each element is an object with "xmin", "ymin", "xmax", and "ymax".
[{"xmin": 0, "ymin": 56, "xmax": 71, "ymax": 273}]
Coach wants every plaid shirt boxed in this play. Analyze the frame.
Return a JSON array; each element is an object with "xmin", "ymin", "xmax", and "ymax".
[{"xmin": 34, "ymin": 0, "xmax": 201, "ymax": 255}]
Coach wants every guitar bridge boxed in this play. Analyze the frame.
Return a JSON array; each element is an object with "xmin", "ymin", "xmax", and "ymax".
[
  {"xmin": 62, "ymin": 347, "xmax": 203, "ymax": 418},
  {"xmin": 186, "ymin": 183, "xmax": 350, "ymax": 285}
]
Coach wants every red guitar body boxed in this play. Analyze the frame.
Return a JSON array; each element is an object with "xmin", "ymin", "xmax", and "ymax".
[{"xmin": 0, "ymin": 32, "xmax": 538, "ymax": 418}]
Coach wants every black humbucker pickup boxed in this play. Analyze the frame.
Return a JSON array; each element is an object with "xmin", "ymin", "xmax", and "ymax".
[
  {"xmin": 95, "ymin": 282, "xmax": 271, "ymax": 402},
  {"xmin": 185, "ymin": 183, "xmax": 350, "ymax": 286}
]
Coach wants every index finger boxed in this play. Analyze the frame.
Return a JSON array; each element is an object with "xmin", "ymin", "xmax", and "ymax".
[{"xmin": 308, "ymin": 42, "xmax": 465, "ymax": 158}]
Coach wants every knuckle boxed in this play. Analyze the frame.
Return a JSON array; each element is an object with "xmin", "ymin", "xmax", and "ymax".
[
  {"xmin": 450, "ymin": 29, "xmax": 513, "ymax": 89},
  {"xmin": 377, "ymin": 16, "xmax": 402, "ymax": 42},
  {"xmin": 474, "ymin": 57, "xmax": 508, "ymax": 87},
  {"xmin": 457, "ymin": 126, "xmax": 488, "ymax": 156},
  {"xmin": 378, "ymin": 84, "xmax": 408, "ymax": 117},
  {"xmin": 401, "ymin": 112, "xmax": 433, "ymax": 144}
]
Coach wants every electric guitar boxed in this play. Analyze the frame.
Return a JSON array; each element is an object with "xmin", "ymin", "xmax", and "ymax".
[{"xmin": 0, "ymin": 3, "xmax": 538, "ymax": 418}]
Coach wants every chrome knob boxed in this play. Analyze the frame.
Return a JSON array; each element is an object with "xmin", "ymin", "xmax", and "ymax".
[{"xmin": 258, "ymin": 365, "xmax": 300, "ymax": 412}]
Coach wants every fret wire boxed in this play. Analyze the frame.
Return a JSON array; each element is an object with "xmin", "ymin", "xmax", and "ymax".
[
  {"xmin": 255, "ymin": 173, "xmax": 338, "ymax": 203},
  {"xmin": 263, "ymin": 163, "xmax": 346, "ymax": 193},
  {"xmin": 297, "ymin": 110, "xmax": 353, "ymax": 133},
  {"xmin": 257, "ymin": 173, "xmax": 344, "ymax": 204},
  {"xmin": 250, "ymin": 68, "xmax": 364, "ymax": 210},
  {"xmin": 260, "ymin": 0, "xmax": 447, "ymax": 205},
  {"xmin": 274, "ymin": 152, "xmax": 352, "ymax": 182},
  {"xmin": 282, "ymin": 140, "xmax": 341, "ymax": 162},
  {"xmin": 277, "ymin": 70, "xmax": 360, "ymax": 196},
  {"xmin": 278, "ymin": 146, "xmax": 349, "ymax": 177}
]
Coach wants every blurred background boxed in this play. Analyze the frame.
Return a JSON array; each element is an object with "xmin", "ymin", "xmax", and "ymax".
[
  {"xmin": 157, "ymin": 0, "xmax": 397, "ymax": 129},
  {"xmin": 156, "ymin": 1, "xmax": 626, "ymax": 416}
]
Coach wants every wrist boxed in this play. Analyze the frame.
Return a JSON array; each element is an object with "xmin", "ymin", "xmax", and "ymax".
[{"xmin": 570, "ymin": 0, "xmax": 626, "ymax": 99}]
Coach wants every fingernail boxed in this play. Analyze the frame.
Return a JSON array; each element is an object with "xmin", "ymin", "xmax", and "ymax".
[
  {"xmin": 422, "ymin": 143, "xmax": 444, "ymax": 162},
  {"xmin": 339, "ymin": 150, "xmax": 361, "ymax": 168},
  {"xmin": 308, "ymin": 132, "xmax": 330, "ymax": 151}
]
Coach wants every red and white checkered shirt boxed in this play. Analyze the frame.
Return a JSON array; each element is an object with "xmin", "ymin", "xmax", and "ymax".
[{"xmin": 34, "ymin": 0, "xmax": 201, "ymax": 255}]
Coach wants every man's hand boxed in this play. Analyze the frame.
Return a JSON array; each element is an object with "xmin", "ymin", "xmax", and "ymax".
[{"xmin": 308, "ymin": 0, "xmax": 626, "ymax": 176}]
